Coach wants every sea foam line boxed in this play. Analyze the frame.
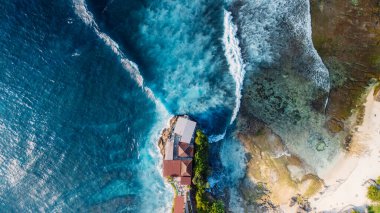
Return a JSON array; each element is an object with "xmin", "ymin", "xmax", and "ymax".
[
  {"xmin": 222, "ymin": 10, "xmax": 246, "ymax": 125},
  {"xmin": 304, "ymin": 0, "xmax": 331, "ymax": 92},
  {"xmin": 72, "ymin": 0, "xmax": 169, "ymax": 116}
]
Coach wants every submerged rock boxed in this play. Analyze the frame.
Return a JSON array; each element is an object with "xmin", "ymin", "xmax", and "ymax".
[
  {"xmin": 236, "ymin": 117, "xmax": 323, "ymax": 206},
  {"xmin": 315, "ymin": 141, "xmax": 327, "ymax": 152}
]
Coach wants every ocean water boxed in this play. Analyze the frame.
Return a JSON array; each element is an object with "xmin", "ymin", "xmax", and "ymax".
[
  {"xmin": 0, "ymin": 0, "xmax": 243, "ymax": 212},
  {"xmin": 234, "ymin": 0, "xmax": 340, "ymax": 172},
  {"xmin": 0, "ymin": 0, "xmax": 340, "ymax": 212}
]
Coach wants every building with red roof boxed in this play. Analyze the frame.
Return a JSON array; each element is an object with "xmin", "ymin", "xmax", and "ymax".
[
  {"xmin": 173, "ymin": 196, "xmax": 185, "ymax": 213},
  {"xmin": 180, "ymin": 176, "xmax": 192, "ymax": 186},
  {"xmin": 180, "ymin": 160, "xmax": 192, "ymax": 177},
  {"xmin": 178, "ymin": 142, "xmax": 194, "ymax": 158},
  {"xmin": 163, "ymin": 160, "xmax": 181, "ymax": 177}
]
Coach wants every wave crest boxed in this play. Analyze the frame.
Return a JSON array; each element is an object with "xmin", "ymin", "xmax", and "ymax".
[
  {"xmin": 72, "ymin": 0, "xmax": 168, "ymax": 115},
  {"xmin": 223, "ymin": 10, "xmax": 246, "ymax": 124}
]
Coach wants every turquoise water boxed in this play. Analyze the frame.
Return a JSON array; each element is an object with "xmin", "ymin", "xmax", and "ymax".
[
  {"xmin": 0, "ymin": 0, "xmax": 340, "ymax": 211},
  {"xmin": 234, "ymin": 0, "xmax": 339, "ymax": 172},
  {"xmin": 0, "ymin": 0, "xmax": 238, "ymax": 211}
]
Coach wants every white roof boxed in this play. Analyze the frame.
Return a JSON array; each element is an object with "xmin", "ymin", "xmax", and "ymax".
[
  {"xmin": 164, "ymin": 141, "xmax": 174, "ymax": 160},
  {"xmin": 174, "ymin": 117, "xmax": 196, "ymax": 144}
]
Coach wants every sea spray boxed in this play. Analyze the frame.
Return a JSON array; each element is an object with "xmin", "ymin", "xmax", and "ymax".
[
  {"xmin": 72, "ymin": 0, "xmax": 168, "ymax": 116},
  {"xmin": 73, "ymin": 0, "xmax": 173, "ymax": 211},
  {"xmin": 209, "ymin": 130, "xmax": 227, "ymax": 143},
  {"xmin": 223, "ymin": 9, "xmax": 246, "ymax": 124},
  {"xmin": 137, "ymin": 112, "xmax": 173, "ymax": 212},
  {"xmin": 235, "ymin": 0, "xmax": 330, "ymax": 91}
]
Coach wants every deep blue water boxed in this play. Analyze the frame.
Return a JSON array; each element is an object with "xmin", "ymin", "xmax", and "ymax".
[
  {"xmin": 0, "ymin": 0, "xmax": 334, "ymax": 211},
  {"xmin": 0, "ymin": 0, "xmax": 236, "ymax": 212}
]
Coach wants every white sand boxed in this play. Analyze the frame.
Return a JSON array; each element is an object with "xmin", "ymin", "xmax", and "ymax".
[{"xmin": 309, "ymin": 88, "xmax": 380, "ymax": 212}]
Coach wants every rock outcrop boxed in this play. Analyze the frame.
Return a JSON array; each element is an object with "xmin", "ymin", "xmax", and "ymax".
[
  {"xmin": 157, "ymin": 116, "xmax": 178, "ymax": 158},
  {"xmin": 375, "ymin": 84, "xmax": 380, "ymax": 102},
  {"xmin": 236, "ymin": 117, "xmax": 323, "ymax": 208},
  {"xmin": 311, "ymin": 0, "xmax": 380, "ymax": 129}
]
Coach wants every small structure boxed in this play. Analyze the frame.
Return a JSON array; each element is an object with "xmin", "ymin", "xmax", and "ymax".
[
  {"xmin": 174, "ymin": 117, "xmax": 196, "ymax": 144},
  {"xmin": 164, "ymin": 141, "xmax": 174, "ymax": 160},
  {"xmin": 163, "ymin": 160, "xmax": 193, "ymax": 178},
  {"xmin": 180, "ymin": 177, "xmax": 192, "ymax": 186},
  {"xmin": 163, "ymin": 160, "xmax": 181, "ymax": 177},
  {"xmin": 178, "ymin": 142, "xmax": 194, "ymax": 158},
  {"xmin": 180, "ymin": 160, "xmax": 192, "ymax": 177},
  {"xmin": 174, "ymin": 196, "xmax": 185, "ymax": 213}
]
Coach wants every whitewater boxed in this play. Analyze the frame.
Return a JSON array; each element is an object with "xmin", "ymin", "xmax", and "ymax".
[
  {"xmin": 72, "ymin": 0, "xmax": 176, "ymax": 212},
  {"xmin": 222, "ymin": 10, "xmax": 246, "ymax": 125},
  {"xmin": 72, "ymin": 0, "xmax": 250, "ymax": 211},
  {"xmin": 73, "ymin": 0, "xmax": 169, "ymax": 117}
]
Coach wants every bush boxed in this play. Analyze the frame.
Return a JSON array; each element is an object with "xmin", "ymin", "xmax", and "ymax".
[
  {"xmin": 211, "ymin": 200, "xmax": 225, "ymax": 213},
  {"xmin": 368, "ymin": 185, "xmax": 380, "ymax": 202},
  {"xmin": 367, "ymin": 177, "xmax": 380, "ymax": 202},
  {"xmin": 192, "ymin": 130, "xmax": 224, "ymax": 213},
  {"xmin": 368, "ymin": 205, "xmax": 380, "ymax": 213}
]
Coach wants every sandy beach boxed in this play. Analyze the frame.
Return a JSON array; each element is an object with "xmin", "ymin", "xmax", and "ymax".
[{"xmin": 308, "ymin": 87, "xmax": 380, "ymax": 212}]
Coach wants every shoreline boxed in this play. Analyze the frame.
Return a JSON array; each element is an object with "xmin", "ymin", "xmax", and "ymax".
[{"xmin": 307, "ymin": 86, "xmax": 380, "ymax": 212}]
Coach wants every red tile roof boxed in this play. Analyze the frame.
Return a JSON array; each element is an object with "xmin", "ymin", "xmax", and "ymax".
[
  {"xmin": 180, "ymin": 176, "xmax": 192, "ymax": 185},
  {"xmin": 163, "ymin": 160, "xmax": 181, "ymax": 177},
  {"xmin": 173, "ymin": 196, "xmax": 185, "ymax": 213},
  {"xmin": 180, "ymin": 160, "xmax": 192, "ymax": 177},
  {"xmin": 178, "ymin": 142, "xmax": 194, "ymax": 158}
]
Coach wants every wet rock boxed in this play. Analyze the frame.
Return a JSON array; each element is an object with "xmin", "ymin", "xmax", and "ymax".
[
  {"xmin": 326, "ymin": 118, "xmax": 344, "ymax": 134},
  {"xmin": 316, "ymin": 140, "xmax": 327, "ymax": 151},
  {"xmin": 344, "ymin": 134, "xmax": 353, "ymax": 151},
  {"xmin": 375, "ymin": 86, "xmax": 380, "ymax": 102},
  {"xmin": 156, "ymin": 116, "xmax": 178, "ymax": 157}
]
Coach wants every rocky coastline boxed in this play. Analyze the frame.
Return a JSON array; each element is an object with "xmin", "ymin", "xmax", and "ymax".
[
  {"xmin": 229, "ymin": 0, "xmax": 380, "ymax": 211},
  {"xmin": 157, "ymin": 116, "xmax": 179, "ymax": 158}
]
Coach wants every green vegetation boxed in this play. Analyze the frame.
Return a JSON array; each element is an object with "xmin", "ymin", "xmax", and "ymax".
[
  {"xmin": 210, "ymin": 200, "xmax": 225, "ymax": 213},
  {"xmin": 167, "ymin": 177, "xmax": 178, "ymax": 197},
  {"xmin": 193, "ymin": 130, "xmax": 225, "ymax": 213},
  {"xmin": 374, "ymin": 82, "xmax": 380, "ymax": 96},
  {"xmin": 368, "ymin": 185, "xmax": 380, "ymax": 202},
  {"xmin": 368, "ymin": 205, "xmax": 380, "ymax": 213},
  {"xmin": 351, "ymin": 0, "xmax": 359, "ymax": 6},
  {"xmin": 367, "ymin": 177, "xmax": 380, "ymax": 202}
]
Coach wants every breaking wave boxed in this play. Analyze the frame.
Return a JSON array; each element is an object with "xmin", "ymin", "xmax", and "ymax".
[
  {"xmin": 222, "ymin": 9, "xmax": 246, "ymax": 124},
  {"xmin": 72, "ymin": 0, "xmax": 169, "ymax": 116},
  {"xmin": 209, "ymin": 130, "xmax": 227, "ymax": 143},
  {"xmin": 236, "ymin": 0, "xmax": 330, "ymax": 91}
]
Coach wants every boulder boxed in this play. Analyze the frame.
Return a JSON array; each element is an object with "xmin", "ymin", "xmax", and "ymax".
[{"xmin": 375, "ymin": 87, "xmax": 380, "ymax": 102}]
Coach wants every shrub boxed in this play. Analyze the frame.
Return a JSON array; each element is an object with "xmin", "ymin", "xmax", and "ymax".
[
  {"xmin": 368, "ymin": 205, "xmax": 380, "ymax": 213},
  {"xmin": 211, "ymin": 200, "xmax": 225, "ymax": 213},
  {"xmin": 192, "ymin": 130, "xmax": 224, "ymax": 213},
  {"xmin": 368, "ymin": 185, "xmax": 380, "ymax": 202},
  {"xmin": 367, "ymin": 177, "xmax": 380, "ymax": 202}
]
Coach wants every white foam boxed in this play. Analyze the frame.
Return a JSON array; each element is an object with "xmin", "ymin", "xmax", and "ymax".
[
  {"xmin": 209, "ymin": 130, "xmax": 226, "ymax": 143},
  {"xmin": 72, "ymin": 0, "xmax": 168, "ymax": 116},
  {"xmin": 223, "ymin": 10, "xmax": 246, "ymax": 124},
  {"xmin": 237, "ymin": 0, "xmax": 330, "ymax": 91}
]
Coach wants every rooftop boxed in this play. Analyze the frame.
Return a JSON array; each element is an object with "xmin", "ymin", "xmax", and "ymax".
[
  {"xmin": 164, "ymin": 141, "xmax": 174, "ymax": 160},
  {"xmin": 178, "ymin": 142, "xmax": 194, "ymax": 158},
  {"xmin": 180, "ymin": 160, "xmax": 192, "ymax": 177},
  {"xmin": 174, "ymin": 117, "xmax": 196, "ymax": 144},
  {"xmin": 163, "ymin": 160, "xmax": 181, "ymax": 177},
  {"xmin": 173, "ymin": 196, "xmax": 185, "ymax": 213},
  {"xmin": 180, "ymin": 176, "xmax": 192, "ymax": 186}
]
